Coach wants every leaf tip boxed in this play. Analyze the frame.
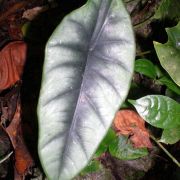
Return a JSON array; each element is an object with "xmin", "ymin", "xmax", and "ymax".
[
  {"xmin": 153, "ymin": 41, "xmax": 161, "ymax": 46},
  {"xmin": 128, "ymin": 99, "xmax": 136, "ymax": 105}
]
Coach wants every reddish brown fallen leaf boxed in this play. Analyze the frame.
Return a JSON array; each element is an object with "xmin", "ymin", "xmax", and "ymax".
[
  {"xmin": 113, "ymin": 110, "xmax": 152, "ymax": 148},
  {"xmin": 0, "ymin": 84, "xmax": 20, "ymax": 127},
  {"xmin": 0, "ymin": 41, "xmax": 27, "ymax": 91},
  {"xmin": 6, "ymin": 98, "xmax": 34, "ymax": 179}
]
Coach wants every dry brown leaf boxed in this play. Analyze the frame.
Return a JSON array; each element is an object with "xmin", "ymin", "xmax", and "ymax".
[
  {"xmin": 0, "ymin": 84, "xmax": 20, "ymax": 126},
  {"xmin": 6, "ymin": 99, "xmax": 34, "ymax": 179},
  {"xmin": 0, "ymin": 41, "xmax": 27, "ymax": 91},
  {"xmin": 22, "ymin": 6, "xmax": 48, "ymax": 20},
  {"xmin": 113, "ymin": 110, "xmax": 152, "ymax": 148}
]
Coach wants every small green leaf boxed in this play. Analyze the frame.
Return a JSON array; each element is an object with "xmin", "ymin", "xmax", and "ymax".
[
  {"xmin": 109, "ymin": 135, "xmax": 148, "ymax": 160},
  {"xmin": 154, "ymin": 22, "xmax": 180, "ymax": 86},
  {"xmin": 129, "ymin": 95, "xmax": 180, "ymax": 129},
  {"xmin": 21, "ymin": 22, "xmax": 31, "ymax": 37},
  {"xmin": 80, "ymin": 159, "xmax": 102, "ymax": 175},
  {"xmin": 154, "ymin": 0, "xmax": 180, "ymax": 20},
  {"xmin": 158, "ymin": 76, "xmax": 180, "ymax": 95},
  {"xmin": 95, "ymin": 128, "xmax": 116, "ymax": 156},
  {"xmin": 160, "ymin": 126, "xmax": 180, "ymax": 144},
  {"xmin": 154, "ymin": 65, "xmax": 164, "ymax": 78},
  {"xmin": 135, "ymin": 59, "xmax": 156, "ymax": 79},
  {"xmin": 81, "ymin": 132, "xmax": 112, "ymax": 176}
]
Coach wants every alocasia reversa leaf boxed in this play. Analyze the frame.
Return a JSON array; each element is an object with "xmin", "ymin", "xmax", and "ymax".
[
  {"xmin": 154, "ymin": 22, "xmax": 180, "ymax": 86},
  {"xmin": 38, "ymin": 0, "xmax": 135, "ymax": 179},
  {"xmin": 129, "ymin": 95, "xmax": 180, "ymax": 129}
]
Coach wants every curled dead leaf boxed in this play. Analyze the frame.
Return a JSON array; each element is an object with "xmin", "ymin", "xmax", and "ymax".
[
  {"xmin": 0, "ymin": 41, "xmax": 27, "ymax": 91},
  {"xmin": 113, "ymin": 110, "xmax": 152, "ymax": 149}
]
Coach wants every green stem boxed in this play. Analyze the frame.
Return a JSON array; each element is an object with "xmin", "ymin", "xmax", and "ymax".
[
  {"xmin": 0, "ymin": 151, "xmax": 13, "ymax": 164},
  {"xmin": 150, "ymin": 135, "xmax": 180, "ymax": 167}
]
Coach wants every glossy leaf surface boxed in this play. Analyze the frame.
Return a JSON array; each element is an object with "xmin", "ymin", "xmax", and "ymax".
[
  {"xmin": 154, "ymin": 22, "xmax": 180, "ymax": 86},
  {"xmin": 129, "ymin": 95, "xmax": 180, "ymax": 129},
  {"xmin": 135, "ymin": 59, "xmax": 156, "ymax": 79},
  {"xmin": 38, "ymin": 0, "xmax": 135, "ymax": 179},
  {"xmin": 160, "ymin": 126, "xmax": 180, "ymax": 144}
]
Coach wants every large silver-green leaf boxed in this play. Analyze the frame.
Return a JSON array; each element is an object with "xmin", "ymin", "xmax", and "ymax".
[
  {"xmin": 154, "ymin": 22, "xmax": 180, "ymax": 86},
  {"xmin": 129, "ymin": 95, "xmax": 180, "ymax": 129},
  {"xmin": 38, "ymin": 0, "xmax": 135, "ymax": 179}
]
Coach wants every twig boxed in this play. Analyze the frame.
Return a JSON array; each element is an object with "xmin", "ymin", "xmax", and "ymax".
[
  {"xmin": 124, "ymin": 0, "xmax": 139, "ymax": 3},
  {"xmin": 0, "ymin": 151, "xmax": 13, "ymax": 164},
  {"xmin": 150, "ymin": 135, "xmax": 180, "ymax": 167},
  {"xmin": 133, "ymin": 15, "xmax": 154, "ymax": 28},
  {"xmin": 130, "ymin": 0, "xmax": 149, "ymax": 18},
  {"xmin": 136, "ymin": 50, "xmax": 152, "ymax": 56}
]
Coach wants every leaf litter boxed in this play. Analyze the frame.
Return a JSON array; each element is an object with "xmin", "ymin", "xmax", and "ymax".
[{"xmin": 113, "ymin": 110, "xmax": 152, "ymax": 149}]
